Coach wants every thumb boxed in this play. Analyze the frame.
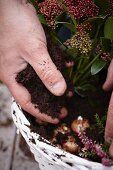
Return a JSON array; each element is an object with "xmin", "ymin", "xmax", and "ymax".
[
  {"xmin": 103, "ymin": 59, "xmax": 113, "ymax": 91},
  {"xmin": 105, "ymin": 92, "xmax": 113, "ymax": 143},
  {"xmin": 26, "ymin": 44, "xmax": 67, "ymax": 96}
]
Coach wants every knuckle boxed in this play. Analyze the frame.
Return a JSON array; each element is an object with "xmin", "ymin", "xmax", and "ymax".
[
  {"xmin": 41, "ymin": 68, "xmax": 57, "ymax": 83},
  {"xmin": 30, "ymin": 43, "xmax": 47, "ymax": 54},
  {"xmin": 27, "ymin": 3, "xmax": 36, "ymax": 12},
  {"xmin": 37, "ymin": 42, "xmax": 47, "ymax": 51}
]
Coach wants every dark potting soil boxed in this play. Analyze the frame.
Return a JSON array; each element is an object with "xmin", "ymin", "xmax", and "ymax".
[
  {"xmin": 16, "ymin": 36, "xmax": 111, "ymax": 163},
  {"xmin": 16, "ymin": 38, "xmax": 74, "ymax": 119}
]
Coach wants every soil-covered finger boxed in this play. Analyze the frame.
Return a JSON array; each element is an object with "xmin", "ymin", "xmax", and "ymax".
[
  {"xmin": 59, "ymin": 107, "xmax": 68, "ymax": 119},
  {"xmin": 24, "ymin": 105, "xmax": 59, "ymax": 124}
]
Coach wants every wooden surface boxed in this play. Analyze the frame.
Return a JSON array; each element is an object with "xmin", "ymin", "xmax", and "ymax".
[{"xmin": 0, "ymin": 85, "xmax": 40, "ymax": 170}]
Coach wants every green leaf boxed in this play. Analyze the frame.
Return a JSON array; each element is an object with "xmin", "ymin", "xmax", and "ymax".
[
  {"xmin": 38, "ymin": 14, "xmax": 47, "ymax": 25},
  {"xmin": 56, "ymin": 22, "xmax": 76, "ymax": 32},
  {"xmin": 70, "ymin": 16, "xmax": 77, "ymax": 27},
  {"xmin": 91, "ymin": 59, "xmax": 107, "ymax": 75},
  {"xmin": 104, "ymin": 17, "xmax": 113, "ymax": 40},
  {"xmin": 74, "ymin": 84, "xmax": 96, "ymax": 97},
  {"xmin": 86, "ymin": 15, "xmax": 107, "ymax": 23},
  {"xmin": 100, "ymin": 37, "xmax": 111, "ymax": 52},
  {"xmin": 50, "ymin": 32, "xmax": 66, "ymax": 50},
  {"xmin": 94, "ymin": 0, "xmax": 109, "ymax": 14},
  {"xmin": 55, "ymin": 11, "xmax": 66, "ymax": 21}
]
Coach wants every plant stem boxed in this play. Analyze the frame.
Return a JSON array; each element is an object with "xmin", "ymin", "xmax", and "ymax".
[
  {"xmin": 72, "ymin": 54, "xmax": 84, "ymax": 83},
  {"xmin": 77, "ymin": 57, "xmax": 83, "ymax": 70},
  {"xmin": 73, "ymin": 53, "xmax": 100, "ymax": 84},
  {"xmin": 69, "ymin": 67, "xmax": 73, "ymax": 78},
  {"xmin": 80, "ymin": 71, "xmax": 91, "ymax": 83}
]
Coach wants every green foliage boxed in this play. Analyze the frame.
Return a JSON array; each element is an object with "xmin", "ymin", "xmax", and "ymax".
[
  {"xmin": 66, "ymin": 48, "xmax": 78, "ymax": 59},
  {"xmin": 74, "ymin": 84, "xmax": 96, "ymax": 97},
  {"xmin": 56, "ymin": 21, "xmax": 76, "ymax": 32},
  {"xmin": 102, "ymin": 142, "xmax": 110, "ymax": 154},
  {"xmin": 104, "ymin": 17, "xmax": 113, "ymax": 40},
  {"xmin": 38, "ymin": 14, "xmax": 47, "ymax": 25},
  {"xmin": 91, "ymin": 59, "xmax": 107, "ymax": 75},
  {"xmin": 94, "ymin": 0, "xmax": 109, "ymax": 14},
  {"xmin": 79, "ymin": 151, "xmax": 96, "ymax": 158},
  {"xmin": 100, "ymin": 37, "xmax": 112, "ymax": 52},
  {"xmin": 94, "ymin": 113, "xmax": 106, "ymax": 134}
]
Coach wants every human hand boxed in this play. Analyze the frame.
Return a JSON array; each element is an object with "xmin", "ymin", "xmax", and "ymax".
[
  {"xmin": 103, "ymin": 59, "xmax": 113, "ymax": 157},
  {"xmin": 0, "ymin": 0, "xmax": 67, "ymax": 124}
]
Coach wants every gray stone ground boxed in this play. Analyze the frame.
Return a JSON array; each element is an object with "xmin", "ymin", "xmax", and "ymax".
[{"xmin": 0, "ymin": 84, "xmax": 40, "ymax": 170}]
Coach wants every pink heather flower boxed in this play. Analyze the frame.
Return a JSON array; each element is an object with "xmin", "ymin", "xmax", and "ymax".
[
  {"xmin": 78, "ymin": 132, "xmax": 112, "ymax": 166},
  {"xmin": 78, "ymin": 132, "xmax": 95, "ymax": 150},
  {"xmin": 38, "ymin": 0, "xmax": 63, "ymax": 28},
  {"xmin": 64, "ymin": 0, "xmax": 99, "ymax": 20},
  {"xmin": 102, "ymin": 158, "xmax": 113, "ymax": 167},
  {"xmin": 94, "ymin": 144, "xmax": 107, "ymax": 158}
]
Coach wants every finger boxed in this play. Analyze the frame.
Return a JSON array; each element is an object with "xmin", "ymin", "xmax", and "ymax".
[
  {"xmin": 103, "ymin": 59, "xmax": 113, "ymax": 91},
  {"xmin": 109, "ymin": 140, "xmax": 113, "ymax": 158},
  {"xmin": 105, "ymin": 92, "xmax": 113, "ymax": 141},
  {"xmin": 66, "ymin": 91, "xmax": 74, "ymax": 98},
  {"xmin": 21, "ymin": 0, "xmax": 27, "ymax": 4},
  {"xmin": 59, "ymin": 107, "xmax": 68, "ymax": 119},
  {"xmin": 26, "ymin": 45, "xmax": 67, "ymax": 96},
  {"xmin": 7, "ymin": 79, "xmax": 59, "ymax": 124}
]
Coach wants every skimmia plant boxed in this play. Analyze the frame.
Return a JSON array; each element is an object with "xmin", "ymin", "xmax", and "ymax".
[{"xmin": 30, "ymin": 0, "xmax": 113, "ymax": 96}]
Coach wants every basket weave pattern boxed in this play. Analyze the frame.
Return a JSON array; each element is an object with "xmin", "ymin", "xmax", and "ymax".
[{"xmin": 11, "ymin": 100, "xmax": 113, "ymax": 170}]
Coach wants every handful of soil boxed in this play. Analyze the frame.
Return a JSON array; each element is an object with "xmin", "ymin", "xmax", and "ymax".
[{"xmin": 16, "ymin": 37, "xmax": 73, "ymax": 119}]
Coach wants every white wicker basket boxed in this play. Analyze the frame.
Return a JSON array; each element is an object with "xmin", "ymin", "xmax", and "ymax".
[{"xmin": 11, "ymin": 100, "xmax": 113, "ymax": 170}]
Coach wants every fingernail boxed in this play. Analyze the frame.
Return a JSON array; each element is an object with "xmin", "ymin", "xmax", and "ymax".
[{"xmin": 52, "ymin": 80, "xmax": 67, "ymax": 96}]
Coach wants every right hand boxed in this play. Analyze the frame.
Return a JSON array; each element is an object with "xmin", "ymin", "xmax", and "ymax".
[
  {"xmin": 0, "ymin": 0, "xmax": 67, "ymax": 124},
  {"xmin": 103, "ymin": 59, "xmax": 113, "ymax": 157}
]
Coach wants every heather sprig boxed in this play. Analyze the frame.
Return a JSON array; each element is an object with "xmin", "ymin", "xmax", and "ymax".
[
  {"xmin": 93, "ymin": 113, "xmax": 106, "ymax": 134},
  {"xmin": 78, "ymin": 132, "xmax": 113, "ymax": 166}
]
